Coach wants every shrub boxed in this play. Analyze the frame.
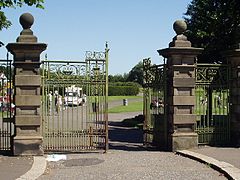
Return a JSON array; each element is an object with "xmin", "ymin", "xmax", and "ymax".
[{"xmin": 108, "ymin": 85, "xmax": 139, "ymax": 96}]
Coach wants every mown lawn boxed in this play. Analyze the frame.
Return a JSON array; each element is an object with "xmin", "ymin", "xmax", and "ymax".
[
  {"xmin": 108, "ymin": 95, "xmax": 142, "ymax": 102},
  {"xmin": 108, "ymin": 101, "xmax": 143, "ymax": 113}
]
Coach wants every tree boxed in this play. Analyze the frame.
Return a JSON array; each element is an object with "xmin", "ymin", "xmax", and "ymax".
[
  {"xmin": 108, "ymin": 73, "xmax": 128, "ymax": 83},
  {"xmin": 184, "ymin": 0, "xmax": 240, "ymax": 63},
  {"xmin": 0, "ymin": 0, "xmax": 44, "ymax": 46},
  {"xmin": 127, "ymin": 61, "xmax": 143, "ymax": 86}
]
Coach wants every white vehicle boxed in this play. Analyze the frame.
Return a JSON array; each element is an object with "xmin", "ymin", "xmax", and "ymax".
[{"xmin": 64, "ymin": 85, "xmax": 83, "ymax": 106}]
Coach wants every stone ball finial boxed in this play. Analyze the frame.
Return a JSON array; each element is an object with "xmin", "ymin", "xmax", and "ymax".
[
  {"xmin": 173, "ymin": 20, "xmax": 187, "ymax": 35},
  {"xmin": 19, "ymin": 13, "xmax": 34, "ymax": 29}
]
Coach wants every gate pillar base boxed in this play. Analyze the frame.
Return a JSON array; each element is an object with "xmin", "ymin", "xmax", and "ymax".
[
  {"xmin": 171, "ymin": 132, "xmax": 198, "ymax": 152},
  {"xmin": 13, "ymin": 136, "xmax": 43, "ymax": 156}
]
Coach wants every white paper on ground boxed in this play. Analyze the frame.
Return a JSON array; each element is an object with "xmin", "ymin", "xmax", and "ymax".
[{"xmin": 46, "ymin": 154, "xmax": 67, "ymax": 162}]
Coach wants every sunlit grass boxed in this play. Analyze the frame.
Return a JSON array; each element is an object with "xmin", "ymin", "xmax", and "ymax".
[
  {"xmin": 108, "ymin": 95, "xmax": 142, "ymax": 102},
  {"xmin": 108, "ymin": 101, "xmax": 143, "ymax": 113}
]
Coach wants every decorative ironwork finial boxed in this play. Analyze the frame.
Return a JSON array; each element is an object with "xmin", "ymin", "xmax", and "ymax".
[{"xmin": 105, "ymin": 41, "xmax": 108, "ymax": 49}]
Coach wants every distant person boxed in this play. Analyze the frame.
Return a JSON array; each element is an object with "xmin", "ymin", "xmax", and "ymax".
[
  {"xmin": 150, "ymin": 99, "xmax": 158, "ymax": 109},
  {"xmin": 54, "ymin": 91, "xmax": 59, "ymax": 113},
  {"xmin": 48, "ymin": 91, "xmax": 53, "ymax": 114},
  {"xmin": 57, "ymin": 95, "xmax": 63, "ymax": 112},
  {"xmin": 11, "ymin": 103, "xmax": 15, "ymax": 115}
]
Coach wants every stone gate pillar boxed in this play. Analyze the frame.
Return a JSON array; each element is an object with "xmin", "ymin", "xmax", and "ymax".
[
  {"xmin": 6, "ymin": 13, "xmax": 47, "ymax": 155},
  {"xmin": 158, "ymin": 20, "xmax": 203, "ymax": 151},
  {"xmin": 223, "ymin": 46, "xmax": 240, "ymax": 146}
]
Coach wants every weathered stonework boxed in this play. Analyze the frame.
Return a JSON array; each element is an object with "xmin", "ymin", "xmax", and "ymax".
[
  {"xmin": 6, "ymin": 13, "xmax": 47, "ymax": 155},
  {"xmin": 158, "ymin": 20, "xmax": 203, "ymax": 151}
]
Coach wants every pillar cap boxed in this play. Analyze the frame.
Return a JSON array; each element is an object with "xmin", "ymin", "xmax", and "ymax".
[
  {"xmin": 173, "ymin": 20, "xmax": 187, "ymax": 35},
  {"xmin": 169, "ymin": 20, "xmax": 191, "ymax": 48},
  {"xmin": 19, "ymin": 13, "xmax": 34, "ymax": 29},
  {"xmin": 17, "ymin": 12, "xmax": 37, "ymax": 43}
]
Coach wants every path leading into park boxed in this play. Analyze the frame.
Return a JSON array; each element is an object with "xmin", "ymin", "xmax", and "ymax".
[
  {"xmin": 1, "ymin": 98, "xmax": 238, "ymax": 179},
  {"xmin": 38, "ymin": 109, "xmax": 226, "ymax": 180}
]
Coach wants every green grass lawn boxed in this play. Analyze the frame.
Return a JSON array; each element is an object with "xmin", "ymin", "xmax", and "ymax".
[
  {"xmin": 108, "ymin": 95, "xmax": 142, "ymax": 102},
  {"xmin": 108, "ymin": 101, "xmax": 143, "ymax": 113}
]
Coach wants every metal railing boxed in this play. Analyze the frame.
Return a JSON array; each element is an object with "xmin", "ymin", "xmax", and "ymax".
[
  {"xmin": 0, "ymin": 57, "xmax": 14, "ymax": 154},
  {"xmin": 143, "ymin": 58, "xmax": 168, "ymax": 149},
  {"xmin": 41, "ymin": 48, "xmax": 109, "ymax": 152},
  {"xmin": 195, "ymin": 63, "xmax": 230, "ymax": 145}
]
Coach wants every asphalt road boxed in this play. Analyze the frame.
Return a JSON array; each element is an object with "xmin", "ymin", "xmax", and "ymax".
[{"xmin": 38, "ymin": 110, "xmax": 227, "ymax": 180}]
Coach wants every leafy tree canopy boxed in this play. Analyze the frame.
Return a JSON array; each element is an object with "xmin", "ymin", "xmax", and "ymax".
[
  {"xmin": 0, "ymin": 0, "xmax": 44, "ymax": 31},
  {"xmin": 184, "ymin": 0, "xmax": 240, "ymax": 63},
  {"xmin": 127, "ymin": 61, "xmax": 143, "ymax": 86},
  {"xmin": 108, "ymin": 73, "xmax": 128, "ymax": 83}
]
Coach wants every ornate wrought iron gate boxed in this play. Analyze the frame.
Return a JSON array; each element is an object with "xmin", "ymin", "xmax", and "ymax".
[
  {"xmin": 0, "ymin": 56, "xmax": 14, "ymax": 154},
  {"xmin": 195, "ymin": 64, "xmax": 230, "ymax": 145},
  {"xmin": 41, "ymin": 49, "xmax": 109, "ymax": 152},
  {"xmin": 143, "ymin": 58, "xmax": 168, "ymax": 149}
]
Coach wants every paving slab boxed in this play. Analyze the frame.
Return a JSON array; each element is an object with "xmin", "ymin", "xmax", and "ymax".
[
  {"xmin": 177, "ymin": 148, "xmax": 240, "ymax": 180},
  {"xmin": 189, "ymin": 146, "xmax": 240, "ymax": 169}
]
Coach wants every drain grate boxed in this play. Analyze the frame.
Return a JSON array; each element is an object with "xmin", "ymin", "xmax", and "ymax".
[{"xmin": 63, "ymin": 158, "xmax": 104, "ymax": 167}]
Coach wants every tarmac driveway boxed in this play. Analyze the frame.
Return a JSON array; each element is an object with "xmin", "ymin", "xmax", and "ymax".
[{"xmin": 38, "ymin": 111, "xmax": 227, "ymax": 180}]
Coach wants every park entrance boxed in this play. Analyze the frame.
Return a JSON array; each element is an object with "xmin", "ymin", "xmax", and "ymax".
[{"xmin": 41, "ymin": 49, "xmax": 109, "ymax": 152}]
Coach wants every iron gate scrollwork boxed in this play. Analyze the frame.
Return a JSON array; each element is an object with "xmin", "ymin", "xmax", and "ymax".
[
  {"xmin": 195, "ymin": 64, "xmax": 230, "ymax": 145},
  {"xmin": 143, "ymin": 58, "xmax": 167, "ymax": 149},
  {"xmin": 41, "ymin": 48, "xmax": 109, "ymax": 152}
]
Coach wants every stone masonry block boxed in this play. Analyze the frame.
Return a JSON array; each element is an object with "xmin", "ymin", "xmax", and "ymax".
[
  {"xmin": 16, "ymin": 107, "xmax": 38, "ymax": 116},
  {"xmin": 15, "ymin": 68, "xmax": 38, "ymax": 75},
  {"xmin": 174, "ymin": 87, "xmax": 192, "ymax": 96},
  {"xmin": 15, "ymin": 115, "xmax": 40, "ymax": 126},
  {"xmin": 15, "ymin": 75, "xmax": 41, "ymax": 86},
  {"xmin": 169, "ymin": 56, "xmax": 182, "ymax": 65},
  {"xmin": 172, "ymin": 132, "xmax": 198, "ymax": 151},
  {"xmin": 173, "ymin": 78, "xmax": 195, "ymax": 87},
  {"xmin": 174, "ymin": 106, "xmax": 193, "ymax": 114},
  {"xmin": 15, "ymin": 95, "xmax": 41, "ymax": 106},
  {"xmin": 173, "ymin": 65, "xmax": 194, "ymax": 71},
  {"xmin": 173, "ymin": 68, "xmax": 194, "ymax": 77},
  {"xmin": 16, "ymin": 87, "xmax": 39, "ymax": 96},
  {"xmin": 16, "ymin": 126, "xmax": 40, "ymax": 135},
  {"xmin": 173, "ymin": 96, "xmax": 195, "ymax": 105},
  {"xmin": 13, "ymin": 136, "xmax": 43, "ymax": 156},
  {"xmin": 181, "ymin": 56, "xmax": 195, "ymax": 65},
  {"xmin": 173, "ymin": 114, "xmax": 196, "ymax": 124},
  {"xmin": 169, "ymin": 55, "xmax": 193, "ymax": 65}
]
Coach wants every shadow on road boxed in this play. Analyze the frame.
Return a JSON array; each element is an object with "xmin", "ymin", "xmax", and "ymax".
[{"xmin": 108, "ymin": 120, "xmax": 145, "ymax": 151}]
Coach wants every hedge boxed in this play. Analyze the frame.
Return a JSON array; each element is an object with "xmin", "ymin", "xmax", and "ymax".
[{"xmin": 108, "ymin": 85, "xmax": 139, "ymax": 96}]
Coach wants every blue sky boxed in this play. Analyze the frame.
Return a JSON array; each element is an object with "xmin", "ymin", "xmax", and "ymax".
[{"xmin": 0, "ymin": 0, "xmax": 191, "ymax": 75}]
